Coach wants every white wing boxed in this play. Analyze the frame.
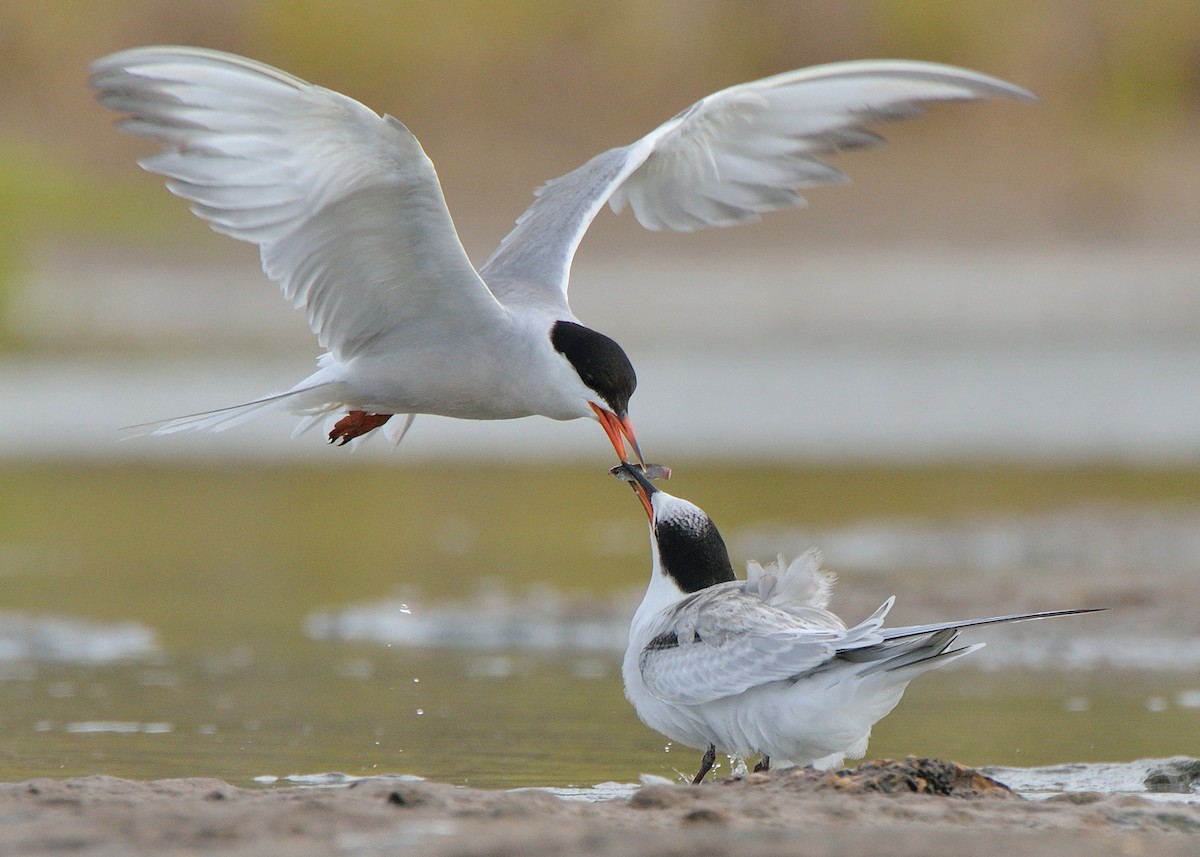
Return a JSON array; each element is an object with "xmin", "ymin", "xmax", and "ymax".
[
  {"xmin": 90, "ymin": 46, "xmax": 505, "ymax": 359},
  {"xmin": 481, "ymin": 60, "xmax": 1034, "ymax": 302},
  {"xmin": 638, "ymin": 583, "xmax": 894, "ymax": 706}
]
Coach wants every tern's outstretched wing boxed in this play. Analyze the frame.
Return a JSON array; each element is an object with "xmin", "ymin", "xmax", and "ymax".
[
  {"xmin": 481, "ymin": 60, "xmax": 1034, "ymax": 302},
  {"xmin": 91, "ymin": 46, "xmax": 505, "ymax": 359}
]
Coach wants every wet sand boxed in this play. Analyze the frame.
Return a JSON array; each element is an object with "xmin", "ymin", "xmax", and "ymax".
[{"xmin": 5, "ymin": 760, "xmax": 1198, "ymax": 857}]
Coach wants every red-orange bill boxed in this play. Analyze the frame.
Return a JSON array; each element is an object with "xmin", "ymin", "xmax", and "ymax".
[{"xmin": 589, "ymin": 403, "xmax": 646, "ymax": 466}]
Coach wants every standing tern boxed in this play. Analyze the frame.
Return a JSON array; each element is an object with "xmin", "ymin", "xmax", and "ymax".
[
  {"xmin": 614, "ymin": 464, "xmax": 1101, "ymax": 784},
  {"xmin": 90, "ymin": 47, "xmax": 1032, "ymax": 458}
]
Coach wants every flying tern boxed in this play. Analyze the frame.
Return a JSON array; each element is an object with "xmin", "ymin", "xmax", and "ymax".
[
  {"xmin": 90, "ymin": 47, "xmax": 1032, "ymax": 458},
  {"xmin": 614, "ymin": 464, "xmax": 1101, "ymax": 784}
]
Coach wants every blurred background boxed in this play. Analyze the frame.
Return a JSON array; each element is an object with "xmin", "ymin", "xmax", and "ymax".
[
  {"xmin": 3, "ymin": 0, "xmax": 1199, "ymax": 460},
  {"xmin": 0, "ymin": 1, "xmax": 1198, "ymax": 789}
]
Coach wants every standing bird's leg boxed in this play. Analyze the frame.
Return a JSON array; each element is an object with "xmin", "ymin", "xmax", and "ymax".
[
  {"xmin": 753, "ymin": 755, "xmax": 770, "ymax": 773},
  {"xmin": 691, "ymin": 744, "xmax": 717, "ymax": 785},
  {"xmin": 328, "ymin": 411, "xmax": 393, "ymax": 445}
]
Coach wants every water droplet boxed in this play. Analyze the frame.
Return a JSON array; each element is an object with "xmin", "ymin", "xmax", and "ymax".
[
  {"xmin": 728, "ymin": 756, "xmax": 749, "ymax": 778},
  {"xmin": 415, "ymin": 708, "xmax": 424, "ymax": 716},
  {"xmin": 1145, "ymin": 696, "xmax": 1168, "ymax": 713},
  {"xmin": 413, "ymin": 677, "xmax": 420, "ymax": 683},
  {"xmin": 399, "ymin": 604, "xmax": 412, "ymax": 615}
]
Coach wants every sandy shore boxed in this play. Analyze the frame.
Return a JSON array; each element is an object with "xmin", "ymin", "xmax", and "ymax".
[{"xmin": 4, "ymin": 760, "xmax": 1198, "ymax": 857}]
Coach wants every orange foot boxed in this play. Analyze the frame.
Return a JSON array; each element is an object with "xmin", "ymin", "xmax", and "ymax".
[{"xmin": 328, "ymin": 411, "xmax": 394, "ymax": 445}]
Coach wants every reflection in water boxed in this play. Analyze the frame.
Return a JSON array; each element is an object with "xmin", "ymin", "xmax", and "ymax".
[
  {"xmin": 307, "ymin": 588, "xmax": 634, "ymax": 653},
  {"xmin": 305, "ymin": 584, "xmax": 1200, "ymax": 671},
  {"xmin": 0, "ymin": 614, "xmax": 158, "ymax": 663}
]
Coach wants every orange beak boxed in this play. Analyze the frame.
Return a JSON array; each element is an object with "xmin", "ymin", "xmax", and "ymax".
[{"xmin": 589, "ymin": 402, "xmax": 645, "ymax": 466}]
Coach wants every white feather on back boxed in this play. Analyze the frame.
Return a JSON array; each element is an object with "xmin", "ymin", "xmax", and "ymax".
[{"xmin": 745, "ymin": 549, "xmax": 841, "ymax": 627}]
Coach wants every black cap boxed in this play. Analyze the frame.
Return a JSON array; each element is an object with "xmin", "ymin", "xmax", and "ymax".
[{"xmin": 550, "ymin": 321, "xmax": 637, "ymax": 415}]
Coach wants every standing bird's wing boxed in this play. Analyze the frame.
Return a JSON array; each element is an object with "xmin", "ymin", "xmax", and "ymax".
[
  {"xmin": 90, "ymin": 46, "xmax": 507, "ymax": 360},
  {"xmin": 481, "ymin": 60, "xmax": 1034, "ymax": 301},
  {"xmin": 641, "ymin": 600, "xmax": 1102, "ymax": 705},
  {"xmin": 830, "ymin": 607, "xmax": 1106, "ymax": 679},
  {"xmin": 875, "ymin": 608, "xmax": 1106, "ymax": 644},
  {"xmin": 638, "ymin": 584, "xmax": 895, "ymax": 706}
]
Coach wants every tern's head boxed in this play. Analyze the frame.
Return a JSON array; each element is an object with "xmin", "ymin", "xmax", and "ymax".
[
  {"xmin": 551, "ymin": 321, "xmax": 643, "ymax": 465},
  {"xmin": 614, "ymin": 464, "xmax": 736, "ymax": 593}
]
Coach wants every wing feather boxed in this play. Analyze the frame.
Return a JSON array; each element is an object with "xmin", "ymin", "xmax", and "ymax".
[
  {"xmin": 641, "ymin": 593, "xmax": 1101, "ymax": 706},
  {"xmin": 482, "ymin": 59, "xmax": 1032, "ymax": 302},
  {"xmin": 90, "ymin": 46, "xmax": 505, "ymax": 359},
  {"xmin": 638, "ymin": 583, "xmax": 892, "ymax": 706}
]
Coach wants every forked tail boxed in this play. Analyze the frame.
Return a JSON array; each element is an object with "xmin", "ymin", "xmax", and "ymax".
[{"xmin": 122, "ymin": 383, "xmax": 339, "ymax": 437}]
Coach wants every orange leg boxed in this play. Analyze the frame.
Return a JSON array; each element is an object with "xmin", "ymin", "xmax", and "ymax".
[{"xmin": 328, "ymin": 411, "xmax": 393, "ymax": 445}]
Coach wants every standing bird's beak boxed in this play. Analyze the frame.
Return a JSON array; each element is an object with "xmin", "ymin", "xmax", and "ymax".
[
  {"xmin": 613, "ymin": 462, "xmax": 657, "ymax": 521},
  {"xmin": 590, "ymin": 402, "xmax": 645, "ymax": 467}
]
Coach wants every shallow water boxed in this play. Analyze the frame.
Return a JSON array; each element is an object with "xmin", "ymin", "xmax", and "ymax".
[
  {"xmin": 2, "ymin": 650, "xmax": 1198, "ymax": 790},
  {"xmin": 0, "ymin": 463, "xmax": 1197, "ymax": 790},
  {"xmin": 985, "ymin": 759, "xmax": 1200, "ymax": 802}
]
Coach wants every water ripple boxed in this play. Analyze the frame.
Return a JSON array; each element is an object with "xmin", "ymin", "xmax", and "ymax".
[
  {"xmin": 0, "ymin": 613, "xmax": 158, "ymax": 663},
  {"xmin": 305, "ymin": 590, "xmax": 1200, "ymax": 670}
]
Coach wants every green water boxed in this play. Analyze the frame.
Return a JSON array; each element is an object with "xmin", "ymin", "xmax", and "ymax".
[
  {"xmin": 0, "ymin": 463, "xmax": 1197, "ymax": 788},
  {"xmin": 2, "ymin": 650, "xmax": 1197, "ymax": 788}
]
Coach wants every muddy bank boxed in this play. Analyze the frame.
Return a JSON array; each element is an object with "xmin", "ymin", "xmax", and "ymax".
[{"xmin": 4, "ymin": 759, "xmax": 1198, "ymax": 857}]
